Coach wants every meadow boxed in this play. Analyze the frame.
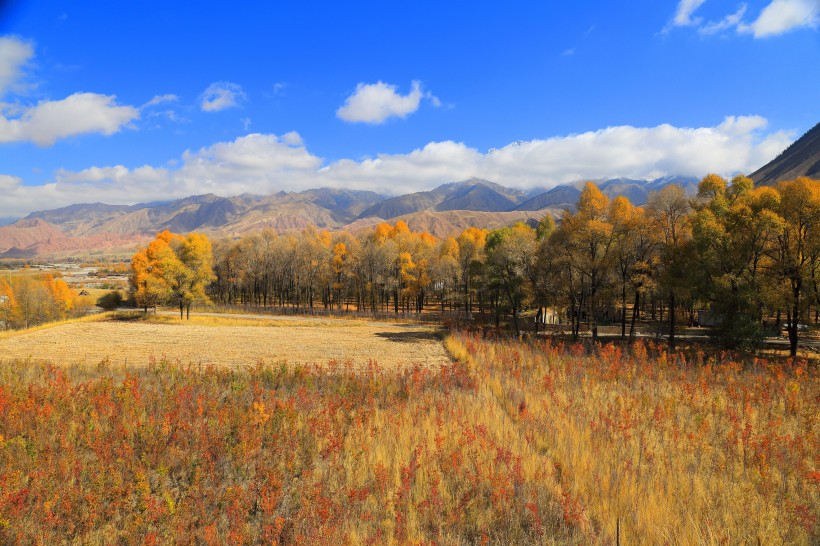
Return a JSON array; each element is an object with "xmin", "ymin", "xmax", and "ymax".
[
  {"xmin": 0, "ymin": 320, "xmax": 817, "ymax": 544},
  {"xmin": 0, "ymin": 313, "xmax": 450, "ymax": 370}
]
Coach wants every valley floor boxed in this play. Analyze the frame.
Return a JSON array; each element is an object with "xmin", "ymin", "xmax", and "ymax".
[{"xmin": 0, "ymin": 313, "xmax": 449, "ymax": 370}]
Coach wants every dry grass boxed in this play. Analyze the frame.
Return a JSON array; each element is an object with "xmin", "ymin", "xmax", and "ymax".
[
  {"xmin": 0, "ymin": 312, "xmax": 104, "ymax": 340},
  {"xmin": 0, "ymin": 329, "xmax": 816, "ymax": 544},
  {"xmin": 0, "ymin": 314, "xmax": 450, "ymax": 369}
]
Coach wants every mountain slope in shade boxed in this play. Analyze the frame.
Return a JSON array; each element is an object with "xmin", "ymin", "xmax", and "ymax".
[
  {"xmin": 750, "ymin": 122, "xmax": 820, "ymax": 186},
  {"xmin": 516, "ymin": 185, "xmax": 582, "ymax": 210},
  {"xmin": 516, "ymin": 176, "xmax": 699, "ymax": 211},
  {"xmin": 357, "ymin": 178, "xmax": 530, "ymax": 219},
  {"xmin": 434, "ymin": 184, "xmax": 518, "ymax": 212}
]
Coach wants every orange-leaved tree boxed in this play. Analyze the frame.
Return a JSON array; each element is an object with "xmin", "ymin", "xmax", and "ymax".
[
  {"xmin": 130, "ymin": 230, "xmax": 215, "ymax": 319},
  {"xmin": 176, "ymin": 232, "xmax": 216, "ymax": 319},
  {"xmin": 130, "ymin": 232, "xmax": 176, "ymax": 313}
]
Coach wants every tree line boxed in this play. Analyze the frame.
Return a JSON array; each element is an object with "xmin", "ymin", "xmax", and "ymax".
[
  {"xmin": 130, "ymin": 175, "xmax": 820, "ymax": 356},
  {"xmin": 0, "ymin": 272, "xmax": 81, "ymax": 329}
]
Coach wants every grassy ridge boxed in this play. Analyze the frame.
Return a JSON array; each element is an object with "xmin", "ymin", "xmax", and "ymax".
[{"xmin": 0, "ymin": 335, "xmax": 817, "ymax": 544}]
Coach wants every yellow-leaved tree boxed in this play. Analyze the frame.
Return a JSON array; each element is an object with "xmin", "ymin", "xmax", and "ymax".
[
  {"xmin": 48, "ymin": 277, "xmax": 74, "ymax": 320},
  {"xmin": 0, "ymin": 278, "xmax": 19, "ymax": 329},
  {"xmin": 130, "ymin": 231, "xmax": 215, "ymax": 319},
  {"xmin": 176, "ymin": 232, "xmax": 216, "ymax": 319}
]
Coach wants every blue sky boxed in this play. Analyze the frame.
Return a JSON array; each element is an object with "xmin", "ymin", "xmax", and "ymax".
[{"xmin": 0, "ymin": 0, "xmax": 818, "ymax": 217}]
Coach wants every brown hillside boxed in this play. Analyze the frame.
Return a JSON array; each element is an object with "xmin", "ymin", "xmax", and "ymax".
[
  {"xmin": 0, "ymin": 218, "xmax": 68, "ymax": 254},
  {"xmin": 0, "ymin": 218, "xmax": 141, "ymax": 258},
  {"xmin": 342, "ymin": 208, "xmax": 560, "ymax": 238}
]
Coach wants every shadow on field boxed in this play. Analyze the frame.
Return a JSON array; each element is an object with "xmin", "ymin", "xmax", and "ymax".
[
  {"xmin": 109, "ymin": 312, "xmax": 148, "ymax": 322},
  {"xmin": 374, "ymin": 331, "xmax": 436, "ymax": 343}
]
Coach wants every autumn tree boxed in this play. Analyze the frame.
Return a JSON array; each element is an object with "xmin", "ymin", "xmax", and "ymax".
[
  {"xmin": 621, "ymin": 206, "xmax": 658, "ymax": 341},
  {"xmin": 176, "ymin": 232, "xmax": 217, "ymax": 319},
  {"xmin": 130, "ymin": 233, "xmax": 174, "ymax": 312},
  {"xmin": 48, "ymin": 277, "xmax": 74, "ymax": 320},
  {"xmin": 456, "ymin": 227, "xmax": 487, "ymax": 318},
  {"xmin": 530, "ymin": 215, "xmax": 560, "ymax": 335},
  {"xmin": 0, "ymin": 278, "xmax": 18, "ymax": 329},
  {"xmin": 647, "ymin": 184, "xmax": 692, "ymax": 349},
  {"xmin": 692, "ymin": 174, "xmax": 780, "ymax": 347},
  {"xmin": 485, "ymin": 222, "xmax": 536, "ymax": 336},
  {"xmin": 130, "ymin": 230, "xmax": 215, "ymax": 319},
  {"xmin": 609, "ymin": 196, "xmax": 647, "ymax": 339},
  {"xmin": 766, "ymin": 177, "xmax": 820, "ymax": 357},
  {"xmin": 432, "ymin": 237, "xmax": 461, "ymax": 312},
  {"xmin": 552, "ymin": 183, "xmax": 616, "ymax": 341}
]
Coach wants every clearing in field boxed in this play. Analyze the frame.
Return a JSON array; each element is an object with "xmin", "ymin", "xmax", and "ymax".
[{"xmin": 0, "ymin": 313, "xmax": 450, "ymax": 369}]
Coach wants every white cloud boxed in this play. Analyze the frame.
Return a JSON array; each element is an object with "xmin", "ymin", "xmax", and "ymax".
[
  {"xmin": 200, "ymin": 82, "xmax": 246, "ymax": 112},
  {"xmin": 336, "ymin": 80, "xmax": 435, "ymax": 124},
  {"xmin": 143, "ymin": 94, "xmax": 178, "ymax": 108},
  {"xmin": 0, "ymin": 36, "xmax": 34, "ymax": 96},
  {"xmin": 669, "ymin": 0, "xmax": 819, "ymax": 36},
  {"xmin": 0, "ymin": 116, "xmax": 795, "ymax": 218},
  {"xmin": 738, "ymin": 0, "xmax": 820, "ymax": 37},
  {"xmin": 672, "ymin": 0, "xmax": 708, "ymax": 26},
  {"xmin": 0, "ymin": 92, "xmax": 139, "ymax": 146},
  {"xmin": 0, "ymin": 36, "xmax": 140, "ymax": 146},
  {"xmin": 700, "ymin": 4, "xmax": 748, "ymax": 34}
]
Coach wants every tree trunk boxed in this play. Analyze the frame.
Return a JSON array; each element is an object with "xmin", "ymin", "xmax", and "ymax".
[
  {"xmin": 590, "ymin": 285, "xmax": 598, "ymax": 342},
  {"xmin": 788, "ymin": 281, "xmax": 801, "ymax": 358},
  {"xmin": 629, "ymin": 290, "xmax": 640, "ymax": 342},
  {"xmin": 511, "ymin": 307, "xmax": 520, "ymax": 337},
  {"xmin": 668, "ymin": 290, "xmax": 676, "ymax": 350},
  {"xmin": 621, "ymin": 283, "xmax": 627, "ymax": 338}
]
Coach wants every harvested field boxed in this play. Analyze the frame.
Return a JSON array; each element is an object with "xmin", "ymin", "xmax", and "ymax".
[{"xmin": 0, "ymin": 315, "xmax": 450, "ymax": 369}]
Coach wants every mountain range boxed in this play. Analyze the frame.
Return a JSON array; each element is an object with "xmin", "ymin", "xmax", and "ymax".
[
  {"xmin": 0, "ymin": 177, "xmax": 703, "ymax": 258},
  {"xmin": 1, "ymin": 121, "xmax": 817, "ymax": 259}
]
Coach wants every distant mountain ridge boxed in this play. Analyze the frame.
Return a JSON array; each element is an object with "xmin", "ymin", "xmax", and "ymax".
[
  {"xmin": 751, "ymin": 122, "xmax": 820, "ymax": 186},
  {"xmin": 0, "ymin": 176, "xmax": 699, "ymax": 258}
]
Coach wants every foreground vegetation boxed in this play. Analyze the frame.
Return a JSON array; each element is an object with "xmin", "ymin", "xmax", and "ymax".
[{"xmin": 0, "ymin": 333, "xmax": 817, "ymax": 544}]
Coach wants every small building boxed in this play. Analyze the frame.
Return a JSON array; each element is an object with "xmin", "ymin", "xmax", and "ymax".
[
  {"xmin": 696, "ymin": 309, "xmax": 721, "ymax": 327},
  {"xmin": 535, "ymin": 307, "xmax": 563, "ymax": 325}
]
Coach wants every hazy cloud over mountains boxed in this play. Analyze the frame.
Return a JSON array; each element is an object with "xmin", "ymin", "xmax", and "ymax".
[{"xmin": 0, "ymin": 116, "xmax": 792, "ymax": 218}]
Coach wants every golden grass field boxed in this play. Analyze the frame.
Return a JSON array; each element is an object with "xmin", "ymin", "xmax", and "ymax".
[{"xmin": 0, "ymin": 313, "xmax": 450, "ymax": 369}]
